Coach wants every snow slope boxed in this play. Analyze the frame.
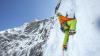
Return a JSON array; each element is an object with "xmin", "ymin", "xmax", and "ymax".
[
  {"xmin": 70, "ymin": 0, "xmax": 100, "ymax": 56},
  {"xmin": 54, "ymin": 0, "xmax": 100, "ymax": 56},
  {"xmin": 43, "ymin": 16, "xmax": 65, "ymax": 56},
  {"xmin": 45, "ymin": 0, "xmax": 100, "ymax": 56}
]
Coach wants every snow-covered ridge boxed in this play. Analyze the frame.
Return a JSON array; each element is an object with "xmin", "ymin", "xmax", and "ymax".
[{"xmin": 0, "ymin": 18, "xmax": 55, "ymax": 56}]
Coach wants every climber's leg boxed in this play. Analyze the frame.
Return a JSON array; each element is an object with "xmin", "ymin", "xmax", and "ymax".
[{"xmin": 63, "ymin": 31, "xmax": 69, "ymax": 49}]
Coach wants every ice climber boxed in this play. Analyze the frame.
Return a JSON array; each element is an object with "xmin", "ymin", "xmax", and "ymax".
[{"xmin": 57, "ymin": 12, "xmax": 77, "ymax": 50}]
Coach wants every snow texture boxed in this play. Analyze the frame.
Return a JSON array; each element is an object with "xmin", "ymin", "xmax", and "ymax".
[
  {"xmin": 0, "ymin": 19, "xmax": 54, "ymax": 56},
  {"xmin": 45, "ymin": 0, "xmax": 100, "ymax": 56}
]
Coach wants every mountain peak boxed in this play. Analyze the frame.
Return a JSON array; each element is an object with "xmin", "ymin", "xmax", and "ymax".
[{"xmin": 0, "ymin": 18, "xmax": 54, "ymax": 56}]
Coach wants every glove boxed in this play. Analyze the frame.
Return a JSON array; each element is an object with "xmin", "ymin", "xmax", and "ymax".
[
  {"xmin": 64, "ymin": 26, "xmax": 69, "ymax": 30},
  {"xmin": 69, "ymin": 30, "xmax": 76, "ymax": 35}
]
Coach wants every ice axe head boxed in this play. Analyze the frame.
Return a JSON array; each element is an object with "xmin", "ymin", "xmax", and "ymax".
[{"xmin": 66, "ymin": 13, "xmax": 68, "ymax": 17}]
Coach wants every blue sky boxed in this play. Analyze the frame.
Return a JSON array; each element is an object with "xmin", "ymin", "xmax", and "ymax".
[{"xmin": 0, "ymin": 0, "xmax": 56, "ymax": 31}]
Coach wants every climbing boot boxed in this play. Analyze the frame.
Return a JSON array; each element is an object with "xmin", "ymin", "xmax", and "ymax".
[{"xmin": 63, "ymin": 44, "xmax": 67, "ymax": 50}]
